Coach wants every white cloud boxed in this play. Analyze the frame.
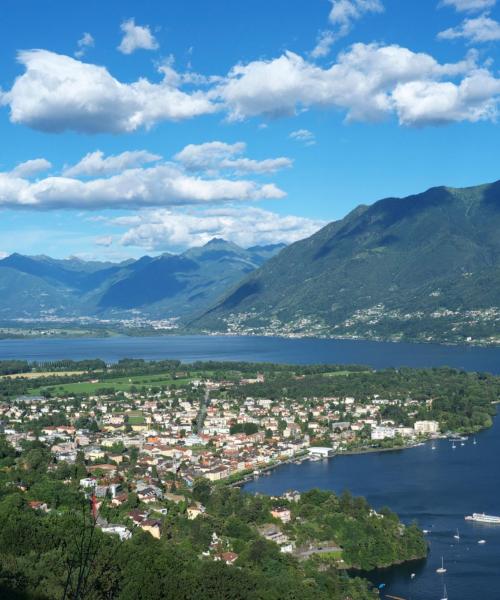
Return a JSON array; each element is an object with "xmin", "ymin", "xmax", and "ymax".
[
  {"xmin": 2, "ymin": 41, "xmax": 498, "ymax": 134},
  {"xmin": 118, "ymin": 18, "xmax": 159, "ymax": 54},
  {"xmin": 63, "ymin": 150, "xmax": 161, "ymax": 177},
  {"xmin": 311, "ymin": 31, "xmax": 336, "ymax": 59},
  {"xmin": 117, "ymin": 206, "xmax": 325, "ymax": 250},
  {"xmin": 289, "ymin": 129, "xmax": 316, "ymax": 145},
  {"xmin": 11, "ymin": 158, "xmax": 52, "ymax": 178},
  {"xmin": 218, "ymin": 43, "xmax": 481, "ymax": 125},
  {"xmin": 440, "ymin": 0, "xmax": 496, "ymax": 11},
  {"xmin": 174, "ymin": 141, "xmax": 292, "ymax": 174},
  {"xmin": 1, "ymin": 50, "xmax": 217, "ymax": 133},
  {"xmin": 75, "ymin": 32, "xmax": 94, "ymax": 58},
  {"xmin": 0, "ymin": 151, "xmax": 286, "ymax": 210},
  {"xmin": 329, "ymin": 0, "xmax": 384, "ymax": 37},
  {"xmin": 438, "ymin": 14, "xmax": 500, "ymax": 42},
  {"xmin": 393, "ymin": 69, "xmax": 500, "ymax": 125}
]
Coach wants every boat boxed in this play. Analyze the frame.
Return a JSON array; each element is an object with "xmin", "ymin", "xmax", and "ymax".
[
  {"xmin": 453, "ymin": 528, "xmax": 460, "ymax": 540},
  {"xmin": 451, "ymin": 442, "xmax": 456, "ymax": 449},
  {"xmin": 473, "ymin": 437, "xmax": 477, "ymax": 445},
  {"xmin": 465, "ymin": 513, "xmax": 500, "ymax": 524},
  {"xmin": 478, "ymin": 539, "xmax": 486, "ymax": 544},
  {"xmin": 441, "ymin": 583, "xmax": 448, "ymax": 600},
  {"xmin": 436, "ymin": 556, "xmax": 447, "ymax": 574}
]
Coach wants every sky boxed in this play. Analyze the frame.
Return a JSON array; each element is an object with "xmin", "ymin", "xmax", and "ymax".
[{"xmin": 1, "ymin": 0, "xmax": 500, "ymax": 260}]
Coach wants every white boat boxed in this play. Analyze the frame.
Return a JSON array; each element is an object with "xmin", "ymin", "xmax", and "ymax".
[
  {"xmin": 478, "ymin": 539, "xmax": 486, "ymax": 544},
  {"xmin": 453, "ymin": 528, "xmax": 460, "ymax": 540},
  {"xmin": 465, "ymin": 513, "xmax": 500, "ymax": 524},
  {"xmin": 451, "ymin": 442, "xmax": 456, "ymax": 449},
  {"xmin": 436, "ymin": 556, "xmax": 447, "ymax": 574},
  {"xmin": 441, "ymin": 583, "xmax": 448, "ymax": 600},
  {"xmin": 473, "ymin": 437, "xmax": 477, "ymax": 445}
]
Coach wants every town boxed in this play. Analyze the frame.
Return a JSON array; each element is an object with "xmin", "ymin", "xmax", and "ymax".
[{"xmin": 1, "ymin": 360, "xmax": 496, "ymax": 546}]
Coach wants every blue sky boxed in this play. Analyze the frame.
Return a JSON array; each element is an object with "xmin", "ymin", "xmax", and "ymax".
[{"xmin": 1, "ymin": 0, "xmax": 500, "ymax": 259}]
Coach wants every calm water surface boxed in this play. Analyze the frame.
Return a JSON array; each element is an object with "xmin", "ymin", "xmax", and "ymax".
[
  {"xmin": 2, "ymin": 334, "xmax": 500, "ymax": 598},
  {"xmin": 1, "ymin": 334, "xmax": 500, "ymax": 373},
  {"xmin": 245, "ymin": 420, "xmax": 500, "ymax": 600}
]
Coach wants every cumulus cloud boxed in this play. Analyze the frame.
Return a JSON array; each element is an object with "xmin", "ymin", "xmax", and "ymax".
[
  {"xmin": 440, "ymin": 0, "xmax": 496, "ymax": 11},
  {"xmin": 0, "ymin": 150, "xmax": 286, "ymax": 210},
  {"xmin": 75, "ymin": 32, "xmax": 94, "ymax": 58},
  {"xmin": 63, "ymin": 150, "xmax": 161, "ymax": 177},
  {"xmin": 10, "ymin": 158, "xmax": 52, "ymax": 178},
  {"xmin": 218, "ymin": 43, "xmax": 484, "ymax": 125},
  {"xmin": 174, "ymin": 141, "xmax": 292, "ymax": 174},
  {"xmin": 2, "ymin": 41, "xmax": 499, "ymax": 133},
  {"xmin": 117, "ymin": 18, "xmax": 159, "ymax": 54},
  {"xmin": 393, "ymin": 68, "xmax": 500, "ymax": 125},
  {"xmin": 289, "ymin": 129, "xmax": 316, "ymax": 145},
  {"xmin": 329, "ymin": 0, "xmax": 384, "ymax": 37},
  {"xmin": 1, "ymin": 50, "xmax": 217, "ymax": 133},
  {"xmin": 438, "ymin": 14, "xmax": 500, "ymax": 42},
  {"xmin": 117, "ymin": 206, "xmax": 325, "ymax": 250}
]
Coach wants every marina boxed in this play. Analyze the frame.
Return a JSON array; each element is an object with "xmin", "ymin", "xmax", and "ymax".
[{"xmin": 244, "ymin": 412, "xmax": 500, "ymax": 600}]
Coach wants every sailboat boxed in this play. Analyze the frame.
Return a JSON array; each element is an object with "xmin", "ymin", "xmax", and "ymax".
[
  {"xmin": 473, "ymin": 437, "xmax": 477, "ymax": 445},
  {"xmin": 451, "ymin": 441, "xmax": 456, "ymax": 449},
  {"xmin": 441, "ymin": 583, "xmax": 448, "ymax": 600},
  {"xmin": 453, "ymin": 528, "xmax": 460, "ymax": 540},
  {"xmin": 436, "ymin": 556, "xmax": 447, "ymax": 574}
]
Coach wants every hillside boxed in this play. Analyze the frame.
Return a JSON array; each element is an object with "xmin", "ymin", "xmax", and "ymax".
[
  {"xmin": 0, "ymin": 240, "xmax": 285, "ymax": 321},
  {"xmin": 193, "ymin": 181, "xmax": 500, "ymax": 345}
]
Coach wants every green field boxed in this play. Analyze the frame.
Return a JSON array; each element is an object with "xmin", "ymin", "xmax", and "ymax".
[{"xmin": 29, "ymin": 373, "xmax": 194, "ymax": 395}]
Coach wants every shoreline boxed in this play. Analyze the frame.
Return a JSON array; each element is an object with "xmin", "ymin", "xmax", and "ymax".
[{"xmin": 2, "ymin": 328, "xmax": 500, "ymax": 349}]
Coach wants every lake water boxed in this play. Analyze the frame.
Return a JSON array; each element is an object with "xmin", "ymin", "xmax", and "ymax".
[
  {"xmin": 2, "ymin": 333, "xmax": 500, "ymax": 598},
  {"xmin": 245, "ymin": 419, "xmax": 500, "ymax": 600},
  {"xmin": 1, "ymin": 334, "xmax": 500, "ymax": 373}
]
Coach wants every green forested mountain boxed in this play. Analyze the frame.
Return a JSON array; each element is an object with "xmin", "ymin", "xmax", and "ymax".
[
  {"xmin": 0, "ymin": 240, "xmax": 285, "ymax": 321},
  {"xmin": 194, "ymin": 180, "xmax": 500, "ymax": 344}
]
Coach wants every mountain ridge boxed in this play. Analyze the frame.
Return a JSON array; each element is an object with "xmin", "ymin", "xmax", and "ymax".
[
  {"xmin": 0, "ymin": 239, "xmax": 286, "ymax": 320},
  {"xmin": 192, "ymin": 180, "xmax": 500, "ymax": 345}
]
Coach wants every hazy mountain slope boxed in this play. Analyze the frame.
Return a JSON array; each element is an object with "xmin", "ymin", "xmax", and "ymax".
[
  {"xmin": 95, "ymin": 239, "xmax": 286, "ymax": 317},
  {"xmin": 193, "ymin": 181, "xmax": 500, "ymax": 344},
  {"xmin": 0, "ymin": 239, "xmax": 285, "ymax": 320}
]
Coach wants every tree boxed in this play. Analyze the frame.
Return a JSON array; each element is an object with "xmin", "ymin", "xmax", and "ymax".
[{"xmin": 192, "ymin": 478, "xmax": 211, "ymax": 506}]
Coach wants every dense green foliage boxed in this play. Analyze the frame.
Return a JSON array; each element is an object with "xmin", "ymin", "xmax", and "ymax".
[{"xmin": 0, "ymin": 438, "xmax": 391, "ymax": 600}]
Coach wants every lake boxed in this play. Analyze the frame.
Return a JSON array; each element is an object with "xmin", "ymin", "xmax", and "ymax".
[
  {"xmin": 2, "ymin": 333, "xmax": 500, "ymax": 598},
  {"xmin": 1, "ymin": 334, "xmax": 500, "ymax": 373},
  {"xmin": 244, "ymin": 418, "xmax": 500, "ymax": 600}
]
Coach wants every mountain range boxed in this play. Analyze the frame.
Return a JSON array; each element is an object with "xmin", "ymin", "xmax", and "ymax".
[
  {"xmin": 193, "ymin": 180, "xmax": 500, "ymax": 344},
  {"xmin": 0, "ymin": 239, "xmax": 285, "ymax": 321}
]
